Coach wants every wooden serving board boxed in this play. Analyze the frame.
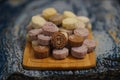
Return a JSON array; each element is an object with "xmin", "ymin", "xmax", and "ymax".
[{"xmin": 23, "ymin": 30, "xmax": 96, "ymax": 70}]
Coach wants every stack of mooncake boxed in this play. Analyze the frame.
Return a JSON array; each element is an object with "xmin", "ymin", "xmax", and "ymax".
[{"xmin": 26, "ymin": 8, "xmax": 96, "ymax": 60}]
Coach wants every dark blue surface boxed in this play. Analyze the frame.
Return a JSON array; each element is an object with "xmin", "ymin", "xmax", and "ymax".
[
  {"xmin": 0, "ymin": 1, "xmax": 30, "ymax": 79},
  {"xmin": 0, "ymin": 0, "xmax": 120, "ymax": 80}
]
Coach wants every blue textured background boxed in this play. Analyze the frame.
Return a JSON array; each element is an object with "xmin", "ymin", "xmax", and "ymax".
[{"xmin": 0, "ymin": 0, "xmax": 120, "ymax": 80}]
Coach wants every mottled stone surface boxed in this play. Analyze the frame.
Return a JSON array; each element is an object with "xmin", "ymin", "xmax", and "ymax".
[{"xmin": 0, "ymin": 0, "xmax": 120, "ymax": 80}]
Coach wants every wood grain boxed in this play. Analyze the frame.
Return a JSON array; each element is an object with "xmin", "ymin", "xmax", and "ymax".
[{"xmin": 23, "ymin": 30, "xmax": 96, "ymax": 70}]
